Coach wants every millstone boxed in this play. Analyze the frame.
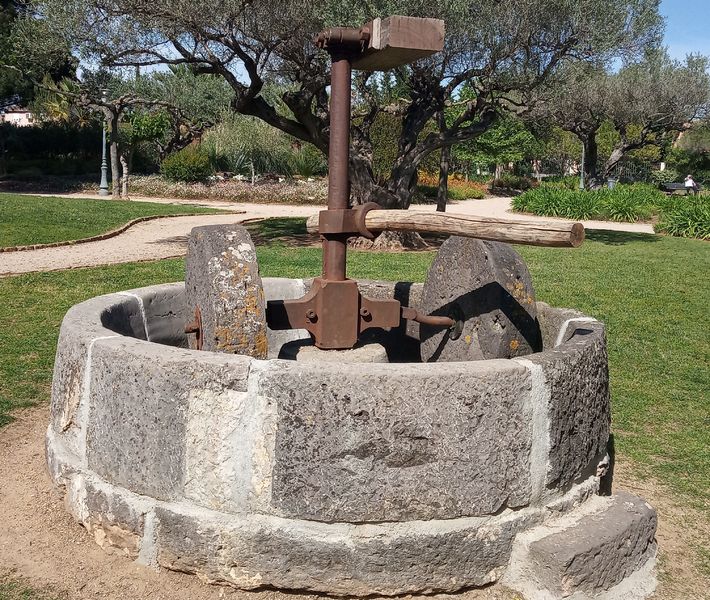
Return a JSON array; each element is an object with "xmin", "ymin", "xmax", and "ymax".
[
  {"xmin": 419, "ymin": 237, "xmax": 541, "ymax": 362},
  {"xmin": 185, "ymin": 224, "xmax": 268, "ymax": 358}
]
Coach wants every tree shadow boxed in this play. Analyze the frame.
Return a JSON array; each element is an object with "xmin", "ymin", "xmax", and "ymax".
[
  {"xmin": 246, "ymin": 217, "xmax": 320, "ymax": 248},
  {"xmin": 585, "ymin": 230, "xmax": 660, "ymax": 246}
]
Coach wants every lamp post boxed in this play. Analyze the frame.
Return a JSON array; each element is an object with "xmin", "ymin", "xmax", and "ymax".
[{"xmin": 99, "ymin": 89, "xmax": 109, "ymax": 197}]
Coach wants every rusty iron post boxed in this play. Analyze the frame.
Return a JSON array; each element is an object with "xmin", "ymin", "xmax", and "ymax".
[
  {"xmin": 267, "ymin": 18, "xmax": 449, "ymax": 350},
  {"xmin": 322, "ymin": 52, "xmax": 352, "ymax": 281}
]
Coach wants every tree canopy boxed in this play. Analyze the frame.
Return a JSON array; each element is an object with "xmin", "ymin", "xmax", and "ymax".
[
  {"xmin": 9, "ymin": 0, "xmax": 666, "ymax": 205},
  {"xmin": 535, "ymin": 51, "xmax": 710, "ymax": 185}
]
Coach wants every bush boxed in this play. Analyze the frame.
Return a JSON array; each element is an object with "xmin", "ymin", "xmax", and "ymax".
[
  {"xmin": 448, "ymin": 185, "xmax": 486, "ymax": 200},
  {"xmin": 597, "ymin": 184, "xmax": 660, "ymax": 222},
  {"xmin": 513, "ymin": 184, "xmax": 660, "ymax": 222},
  {"xmin": 650, "ymin": 168, "xmax": 680, "ymax": 185},
  {"xmin": 417, "ymin": 180, "xmax": 486, "ymax": 201},
  {"xmin": 125, "ymin": 174, "xmax": 328, "ymax": 205},
  {"xmin": 542, "ymin": 175, "xmax": 580, "ymax": 190},
  {"xmin": 161, "ymin": 147, "xmax": 213, "ymax": 182},
  {"xmin": 288, "ymin": 146, "xmax": 327, "ymax": 178},
  {"xmin": 512, "ymin": 186, "xmax": 570, "ymax": 216},
  {"xmin": 656, "ymin": 197, "xmax": 710, "ymax": 240},
  {"xmin": 514, "ymin": 182, "xmax": 709, "ymax": 239},
  {"xmin": 492, "ymin": 173, "xmax": 537, "ymax": 190}
]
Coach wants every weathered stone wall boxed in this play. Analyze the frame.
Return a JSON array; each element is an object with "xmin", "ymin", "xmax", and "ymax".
[{"xmin": 46, "ymin": 279, "xmax": 650, "ymax": 598}]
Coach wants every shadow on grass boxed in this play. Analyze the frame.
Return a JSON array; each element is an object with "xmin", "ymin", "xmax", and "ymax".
[
  {"xmin": 246, "ymin": 217, "xmax": 319, "ymax": 248},
  {"xmin": 585, "ymin": 229, "xmax": 660, "ymax": 246}
]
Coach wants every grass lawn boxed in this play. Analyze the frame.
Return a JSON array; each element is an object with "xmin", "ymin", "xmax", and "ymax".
[
  {"xmin": 0, "ymin": 219, "xmax": 708, "ymax": 547},
  {"xmin": 0, "ymin": 193, "xmax": 224, "ymax": 248}
]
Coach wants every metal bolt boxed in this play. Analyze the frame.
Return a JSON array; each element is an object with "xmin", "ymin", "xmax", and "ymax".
[
  {"xmin": 360, "ymin": 308, "xmax": 371, "ymax": 318},
  {"xmin": 306, "ymin": 309, "xmax": 317, "ymax": 321}
]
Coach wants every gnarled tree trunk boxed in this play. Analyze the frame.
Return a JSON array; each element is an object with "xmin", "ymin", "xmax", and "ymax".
[
  {"xmin": 582, "ymin": 132, "xmax": 601, "ymax": 188},
  {"xmin": 437, "ymin": 145, "xmax": 450, "ymax": 212}
]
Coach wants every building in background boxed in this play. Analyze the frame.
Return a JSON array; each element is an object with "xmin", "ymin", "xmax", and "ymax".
[{"xmin": 0, "ymin": 105, "xmax": 34, "ymax": 127}]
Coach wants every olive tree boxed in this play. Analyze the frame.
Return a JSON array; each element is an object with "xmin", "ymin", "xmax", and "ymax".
[
  {"xmin": 538, "ymin": 52, "xmax": 710, "ymax": 186},
  {"xmin": 15, "ymin": 0, "xmax": 663, "ymax": 207}
]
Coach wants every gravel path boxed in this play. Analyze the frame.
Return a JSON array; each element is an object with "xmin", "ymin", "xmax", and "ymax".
[
  {"xmin": 0, "ymin": 205, "xmax": 320, "ymax": 277},
  {"xmin": 1, "ymin": 194, "xmax": 655, "ymax": 276}
]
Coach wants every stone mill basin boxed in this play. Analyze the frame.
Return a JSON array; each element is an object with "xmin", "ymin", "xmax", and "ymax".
[{"xmin": 47, "ymin": 278, "xmax": 657, "ymax": 598}]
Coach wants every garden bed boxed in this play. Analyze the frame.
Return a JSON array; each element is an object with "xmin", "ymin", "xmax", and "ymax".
[{"xmin": 512, "ymin": 184, "xmax": 709, "ymax": 239}]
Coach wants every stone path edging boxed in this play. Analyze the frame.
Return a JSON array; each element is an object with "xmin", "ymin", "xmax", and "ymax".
[{"xmin": 0, "ymin": 211, "xmax": 244, "ymax": 253}]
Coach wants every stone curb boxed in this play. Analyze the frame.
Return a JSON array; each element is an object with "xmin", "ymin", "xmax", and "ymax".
[
  {"xmin": 46, "ymin": 428, "xmax": 602, "ymax": 596},
  {"xmin": 0, "ymin": 211, "xmax": 244, "ymax": 253},
  {"xmin": 503, "ymin": 492, "xmax": 658, "ymax": 600}
]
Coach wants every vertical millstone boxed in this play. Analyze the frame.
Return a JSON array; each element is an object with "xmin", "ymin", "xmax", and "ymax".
[
  {"xmin": 419, "ymin": 237, "xmax": 541, "ymax": 362},
  {"xmin": 185, "ymin": 224, "xmax": 268, "ymax": 358}
]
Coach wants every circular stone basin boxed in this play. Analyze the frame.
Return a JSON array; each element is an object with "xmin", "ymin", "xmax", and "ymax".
[{"xmin": 47, "ymin": 278, "xmax": 613, "ymax": 596}]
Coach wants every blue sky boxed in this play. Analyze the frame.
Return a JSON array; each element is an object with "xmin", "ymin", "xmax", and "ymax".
[{"xmin": 661, "ymin": 0, "xmax": 710, "ymax": 59}]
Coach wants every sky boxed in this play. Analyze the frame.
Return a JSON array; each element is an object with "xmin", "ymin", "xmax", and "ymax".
[{"xmin": 660, "ymin": 0, "xmax": 710, "ymax": 59}]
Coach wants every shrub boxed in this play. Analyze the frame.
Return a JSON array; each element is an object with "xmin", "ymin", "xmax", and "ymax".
[
  {"xmin": 417, "ymin": 181, "xmax": 486, "ymax": 201},
  {"xmin": 597, "ymin": 184, "xmax": 660, "ymax": 222},
  {"xmin": 656, "ymin": 197, "xmax": 710, "ymax": 240},
  {"xmin": 448, "ymin": 185, "xmax": 486, "ymax": 200},
  {"xmin": 513, "ymin": 186, "xmax": 570, "ymax": 216},
  {"xmin": 542, "ymin": 175, "xmax": 580, "ymax": 190},
  {"xmin": 161, "ymin": 147, "xmax": 213, "ymax": 182},
  {"xmin": 650, "ymin": 168, "xmax": 680, "ymax": 185},
  {"xmin": 289, "ymin": 146, "xmax": 327, "ymax": 178},
  {"xmin": 513, "ymin": 184, "xmax": 659, "ymax": 222},
  {"xmin": 562, "ymin": 190, "xmax": 601, "ymax": 220},
  {"xmin": 492, "ymin": 173, "xmax": 537, "ymax": 190}
]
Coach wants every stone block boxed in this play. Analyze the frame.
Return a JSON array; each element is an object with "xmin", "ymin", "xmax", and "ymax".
[
  {"xmin": 257, "ymin": 359, "xmax": 533, "ymax": 522},
  {"xmin": 50, "ymin": 294, "xmax": 132, "ymax": 449},
  {"xmin": 294, "ymin": 342, "xmax": 389, "ymax": 363},
  {"xmin": 529, "ymin": 492, "xmax": 657, "ymax": 596},
  {"xmin": 85, "ymin": 336, "xmax": 251, "ymax": 502},
  {"xmin": 526, "ymin": 322, "xmax": 610, "ymax": 488},
  {"xmin": 420, "ymin": 238, "xmax": 542, "ymax": 362},
  {"xmin": 536, "ymin": 302, "xmax": 591, "ymax": 349},
  {"xmin": 81, "ymin": 474, "xmax": 152, "ymax": 558},
  {"xmin": 185, "ymin": 224, "xmax": 267, "ymax": 357},
  {"xmin": 155, "ymin": 504, "xmax": 540, "ymax": 596}
]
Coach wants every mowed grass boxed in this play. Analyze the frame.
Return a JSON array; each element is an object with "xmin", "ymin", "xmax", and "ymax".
[
  {"xmin": 0, "ymin": 219, "xmax": 708, "ymax": 517},
  {"xmin": 0, "ymin": 193, "xmax": 224, "ymax": 248}
]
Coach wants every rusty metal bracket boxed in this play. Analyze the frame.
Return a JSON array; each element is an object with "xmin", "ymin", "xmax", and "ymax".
[
  {"xmin": 314, "ymin": 27, "xmax": 371, "ymax": 55},
  {"xmin": 318, "ymin": 202, "xmax": 380, "ymax": 240},
  {"xmin": 184, "ymin": 306, "xmax": 203, "ymax": 351},
  {"xmin": 268, "ymin": 278, "xmax": 400, "ymax": 349}
]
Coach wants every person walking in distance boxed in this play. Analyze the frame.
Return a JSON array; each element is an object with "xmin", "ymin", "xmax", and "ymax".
[{"xmin": 684, "ymin": 174, "xmax": 699, "ymax": 196}]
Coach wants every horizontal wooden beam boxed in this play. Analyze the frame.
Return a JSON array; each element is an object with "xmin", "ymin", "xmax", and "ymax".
[{"xmin": 306, "ymin": 210, "xmax": 585, "ymax": 248}]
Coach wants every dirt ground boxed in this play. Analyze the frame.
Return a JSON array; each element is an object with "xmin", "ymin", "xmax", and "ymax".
[{"xmin": 0, "ymin": 406, "xmax": 707, "ymax": 600}]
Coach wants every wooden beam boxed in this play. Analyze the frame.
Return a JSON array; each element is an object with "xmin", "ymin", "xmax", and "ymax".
[
  {"xmin": 352, "ymin": 16, "xmax": 445, "ymax": 72},
  {"xmin": 306, "ymin": 210, "xmax": 585, "ymax": 248}
]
